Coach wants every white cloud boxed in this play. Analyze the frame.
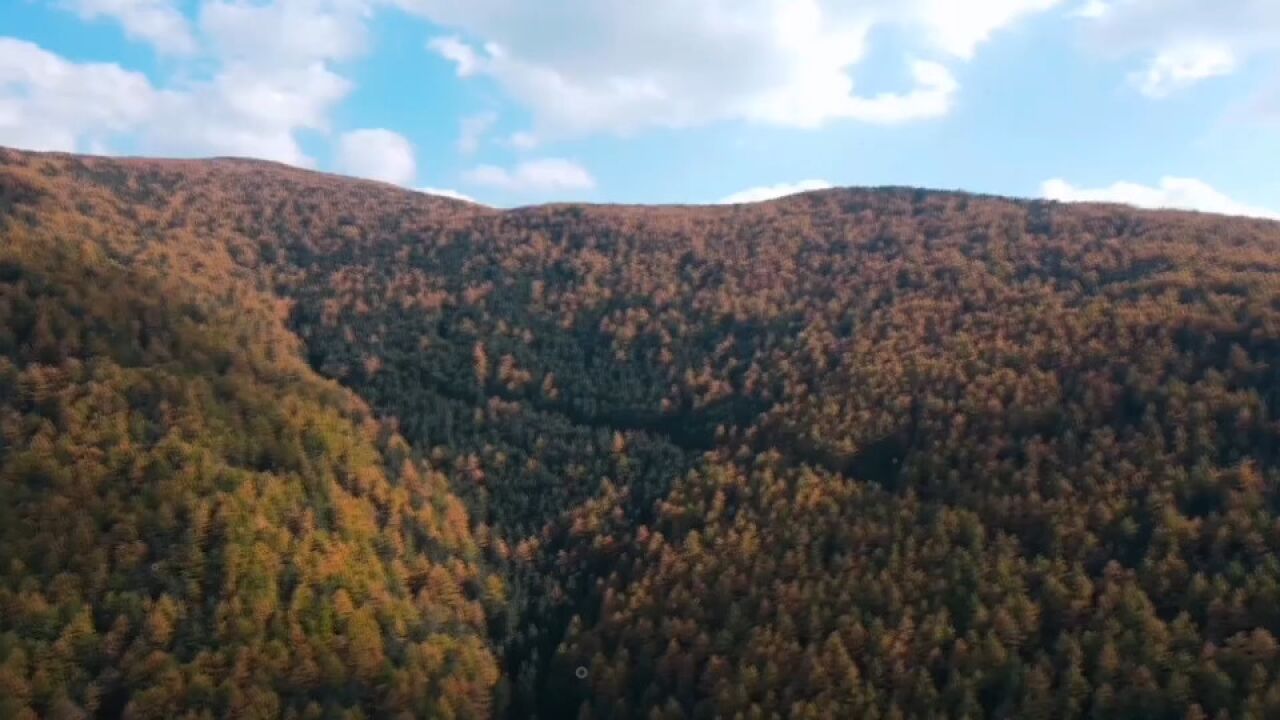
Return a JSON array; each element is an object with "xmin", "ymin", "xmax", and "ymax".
[
  {"xmin": 417, "ymin": 186, "xmax": 481, "ymax": 203},
  {"xmin": 62, "ymin": 0, "xmax": 196, "ymax": 55},
  {"xmin": 20, "ymin": 0, "xmax": 373, "ymax": 167},
  {"xmin": 1076, "ymin": 0, "xmax": 1280, "ymax": 98},
  {"xmin": 457, "ymin": 111, "xmax": 496, "ymax": 154},
  {"xmin": 1130, "ymin": 43, "xmax": 1236, "ymax": 98},
  {"xmin": 405, "ymin": 0, "xmax": 1059, "ymax": 136},
  {"xmin": 200, "ymin": 0, "xmax": 372, "ymax": 65},
  {"xmin": 170, "ymin": 1, "xmax": 369, "ymax": 165},
  {"xmin": 133, "ymin": 62, "xmax": 352, "ymax": 167},
  {"xmin": 428, "ymin": 36, "xmax": 481, "ymax": 77},
  {"xmin": 1042, "ymin": 177, "xmax": 1280, "ymax": 220},
  {"xmin": 463, "ymin": 158, "xmax": 595, "ymax": 193},
  {"xmin": 336, "ymin": 129, "xmax": 418, "ymax": 185},
  {"xmin": 747, "ymin": 59, "xmax": 958, "ymax": 128},
  {"xmin": 917, "ymin": 0, "xmax": 1064, "ymax": 60},
  {"xmin": 719, "ymin": 179, "xmax": 833, "ymax": 204},
  {"xmin": 0, "ymin": 38, "xmax": 159, "ymax": 152},
  {"xmin": 214, "ymin": 63, "xmax": 348, "ymax": 132}
]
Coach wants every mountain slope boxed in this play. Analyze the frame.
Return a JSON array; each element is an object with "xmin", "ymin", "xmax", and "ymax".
[
  {"xmin": 0, "ymin": 151, "xmax": 498, "ymax": 719},
  {"xmin": 4, "ymin": 147, "xmax": 1280, "ymax": 719}
]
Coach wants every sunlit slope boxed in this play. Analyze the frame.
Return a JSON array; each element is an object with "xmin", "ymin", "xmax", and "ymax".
[{"xmin": 0, "ymin": 151, "xmax": 498, "ymax": 719}]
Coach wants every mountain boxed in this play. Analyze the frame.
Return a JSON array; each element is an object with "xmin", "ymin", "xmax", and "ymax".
[{"xmin": 3, "ymin": 147, "xmax": 1280, "ymax": 719}]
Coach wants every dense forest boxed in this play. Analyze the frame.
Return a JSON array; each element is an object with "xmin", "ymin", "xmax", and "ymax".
[{"xmin": 4, "ymin": 146, "xmax": 1280, "ymax": 719}]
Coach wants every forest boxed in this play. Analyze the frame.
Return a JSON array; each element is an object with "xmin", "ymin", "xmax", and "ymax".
[{"xmin": 4, "ymin": 146, "xmax": 1280, "ymax": 718}]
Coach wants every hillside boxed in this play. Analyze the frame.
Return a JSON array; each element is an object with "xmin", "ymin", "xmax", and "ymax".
[{"xmin": 4, "ymin": 147, "xmax": 1280, "ymax": 719}]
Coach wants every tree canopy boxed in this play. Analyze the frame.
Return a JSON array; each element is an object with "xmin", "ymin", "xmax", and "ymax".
[{"xmin": 4, "ymin": 147, "xmax": 1280, "ymax": 718}]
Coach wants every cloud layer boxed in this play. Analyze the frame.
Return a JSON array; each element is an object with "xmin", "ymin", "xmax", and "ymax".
[
  {"xmin": 417, "ymin": 186, "xmax": 480, "ymax": 203},
  {"xmin": 0, "ymin": 38, "xmax": 158, "ymax": 152},
  {"xmin": 720, "ymin": 179, "xmax": 833, "ymax": 204},
  {"xmin": 414, "ymin": 0, "xmax": 1060, "ymax": 136},
  {"xmin": 63, "ymin": 0, "xmax": 198, "ymax": 55},
  {"xmin": 1, "ymin": 0, "xmax": 366, "ymax": 167},
  {"xmin": 1076, "ymin": 0, "xmax": 1280, "ymax": 99},
  {"xmin": 1043, "ymin": 177, "xmax": 1279, "ymax": 220},
  {"xmin": 337, "ymin": 129, "xmax": 418, "ymax": 185},
  {"xmin": 463, "ymin": 158, "xmax": 595, "ymax": 194}
]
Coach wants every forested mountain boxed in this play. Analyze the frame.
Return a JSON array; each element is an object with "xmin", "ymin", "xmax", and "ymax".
[{"xmin": 3, "ymin": 146, "xmax": 1280, "ymax": 719}]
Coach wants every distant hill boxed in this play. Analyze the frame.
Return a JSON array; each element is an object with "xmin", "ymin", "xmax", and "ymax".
[{"xmin": 3, "ymin": 146, "xmax": 1280, "ymax": 719}]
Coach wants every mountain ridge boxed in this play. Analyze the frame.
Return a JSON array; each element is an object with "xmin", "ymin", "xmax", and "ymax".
[{"xmin": 11, "ymin": 145, "xmax": 1280, "ymax": 223}]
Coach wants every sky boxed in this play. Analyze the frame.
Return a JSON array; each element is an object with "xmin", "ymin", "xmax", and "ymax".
[{"xmin": 0, "ymin": 0, "xmax": 1276, "ymax": 216}]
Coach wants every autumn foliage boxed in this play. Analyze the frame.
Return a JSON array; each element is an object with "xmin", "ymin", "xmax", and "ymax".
[{"xmin": 4, "ymin": 147, "xmax": 1280, "ymax": 718}]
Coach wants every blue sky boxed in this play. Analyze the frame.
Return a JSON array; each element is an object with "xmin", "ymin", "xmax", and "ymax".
[{"xmin": 0, "ymin": 0, "xmax": 1276, "ymax": 216}]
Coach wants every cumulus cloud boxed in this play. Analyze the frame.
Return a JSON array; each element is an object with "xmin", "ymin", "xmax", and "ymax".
[
  {"xmin": 1042, "ymin": 177, "xmax": 1280, "ymax": 220},
  {"xmin": 28, "ymin": 0, "xmax": 1073, "ymax": 180},
  {"xmin": 406, "ymin": 0, "xmax": 1059, "ymax": 137},
  {"xmin": 336, "ymin": 129, "xmax": 418, "ymax": 185},
  {"xmin": 112, "ymin": 62, "xmax": 352, "ymax": 167},
  {"xmin": 167, "ymin": 1, "xmax": 368, "ymax": 164},
  {"xmin": 200, "ymin": 0, "xmax": 371, "ymax": 65},
  {"xmin": 417, "ymin": 186, "xmax": 481, "ymax": 203},
  {"xmin": 749, "ymin": 59, "xmax": 957, "ymax": 128},
  {"xmin": 428, "ymin": 36, "xmax": 481, "ymax": 77},
  {"xmin": 15, "ymin": 0, "xmax": 374, "ymax": 165},
  {"xmin": 719, "ymin": 179, "xmax": 834, "ymax": 204},
  {"xmin": 919, "ymin": 0, "xmax": 1064, "ymax": 60},
  {"xmin": 1130, "ymin": 43, "xmax": 1236, "ymax": 98},
  {"xmin": 1075, "ymin": 0, "xmax": 1280, "ymax": 99},
  {"xmin": 0, "ymin": 36, "xmax": 351, "ymax": 165},
  {"xmin": 0, "ymin": 38, "xmax": 159, "ymax": 152},
  {"xmin": 62, "ymin": 0, "xmax": 197, "ymax": 55},
  {"xmin": 463, "ymin": 158, "xmax": 595, "ymax": 193}
]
